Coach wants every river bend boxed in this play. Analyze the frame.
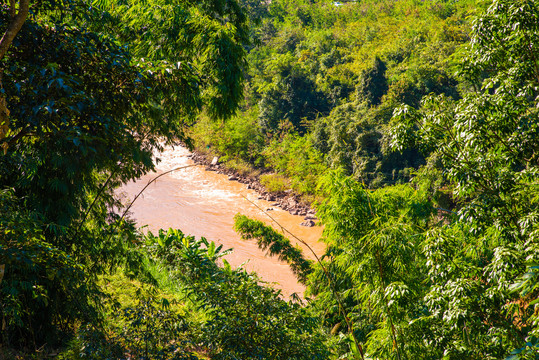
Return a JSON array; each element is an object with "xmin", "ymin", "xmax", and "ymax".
[{"xmin": 119, "ymin": 146, "xmax": 325, "ymax": 298}]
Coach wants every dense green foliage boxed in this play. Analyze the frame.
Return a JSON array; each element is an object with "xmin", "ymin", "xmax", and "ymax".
[
  {"xmin": 0, "ymin": 189, "xmax": 100, "ymax": 348},
  {"xmin": 143, "ymin": 229, "xmax": 330, "ymax": 359},
  {"xmin": 191, "ymin": 0, "xmax": 479, "ymax": 190},
  {"xmin": 229, "ymin": 0, "xmax": 538, "ymax": 358},
  {"xmin": 0, "ymin": 0, "xmax": 251, "ymax": 352},
  {"xmin": 3, "ymin": 0, "xmax": 539, "ymax": 358}
]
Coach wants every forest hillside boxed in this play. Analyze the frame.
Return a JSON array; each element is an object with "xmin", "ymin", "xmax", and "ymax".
[{"xmin": 1, "ymin": 0, "xmax": 539, "ymax": 359}]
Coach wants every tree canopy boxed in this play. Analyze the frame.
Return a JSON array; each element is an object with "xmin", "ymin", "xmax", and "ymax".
[{"xmin": 0, "ymin": 0, "xmax": 249, "ymax": 349}]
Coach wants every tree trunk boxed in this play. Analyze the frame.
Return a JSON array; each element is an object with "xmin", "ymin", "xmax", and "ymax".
[
  {"xmin": 0, "ymin": 0, "xmax": 30, "ymax": 151},
  {"xmin": 0, "ymin": 94, "xmax": 9, "ymax": 153},
  {"xmin": 0, "ymin": 0, "xmax": 30, "ymax": 60}
]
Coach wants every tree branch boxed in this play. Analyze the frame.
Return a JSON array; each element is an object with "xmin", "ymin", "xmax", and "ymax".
[
  {"xmin": 0, "ymin": 124, "xmax": 30, "ymax": 147},
  {"xmin": 0, "ymin": 0, "xmax": 30, "ymax": 61},
  {"xmin": 9, "ymin": 0, "xmax": 16, "ymax": 18}
]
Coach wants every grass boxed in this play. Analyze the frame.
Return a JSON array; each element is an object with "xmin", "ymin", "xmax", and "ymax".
[
  {"xmin": 260, "ymin": 173, "xmax": 291, "ymax": 194},
  {"xmin": 223, "ymin": 157, "xmax": 262, "ymax": 178}
]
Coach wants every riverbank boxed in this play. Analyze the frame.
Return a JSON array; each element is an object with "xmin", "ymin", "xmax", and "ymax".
[
  {"xmin": 121, "ymin": 145, "xmax": 325, "ymax": 298},
  {"xmin": 189, "ymin": 149, "xmax": 318, "ymax": 227}
]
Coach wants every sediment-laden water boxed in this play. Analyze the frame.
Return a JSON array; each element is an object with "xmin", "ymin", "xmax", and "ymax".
[{"xmin": 119, "ymin": 145, "xmax": 325, "ymax": 298}]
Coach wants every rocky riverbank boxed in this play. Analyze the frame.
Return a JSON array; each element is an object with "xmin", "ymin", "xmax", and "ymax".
[{"xmin": 189, "ymin": 150, "xmax": 318, "ymax": 227}]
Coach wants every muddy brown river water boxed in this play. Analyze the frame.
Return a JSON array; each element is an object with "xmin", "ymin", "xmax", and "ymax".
[{"xmin": 119, "ymin": 146, "xmax": 326, "ymax": 298}]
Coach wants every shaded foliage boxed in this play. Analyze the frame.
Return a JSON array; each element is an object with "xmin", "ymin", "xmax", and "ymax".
[
  {"xmin": 355, "ymin": 57, "xmax": 388, "ymax": 106},
  {"xmin": 0, "ymin": 190, "xmax": 100, "ymax": 348},
  {"xmin": 258, "ymin": 64, "xmax": 330, "ymax": 135},
  {"xmin": 0, "ymin": 0, "xmax": 249, "ymax": 350}
]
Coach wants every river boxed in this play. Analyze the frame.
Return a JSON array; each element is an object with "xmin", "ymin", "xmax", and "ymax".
[{"xmin": 119, "ymin": 145, "xmax": 325, "ymax": 298}]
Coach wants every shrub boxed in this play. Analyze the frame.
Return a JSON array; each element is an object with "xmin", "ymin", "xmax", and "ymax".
[
  {"xmin": 144, "ymin": 229, "xmax": 331, "ymax": 359},
  {"xmin": 263, "ymin": 133, "xmax": 328, "ymax": 195}
]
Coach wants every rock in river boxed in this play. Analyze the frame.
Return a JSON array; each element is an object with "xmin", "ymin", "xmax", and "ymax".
[{"xmin": 300, "ymin": 220, "xmax": 315, "ymax": 227}]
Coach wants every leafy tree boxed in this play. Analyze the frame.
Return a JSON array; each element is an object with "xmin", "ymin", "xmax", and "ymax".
[
  {"xmin": 0, "ymin": 0, "xmax": 249, "ymax": 349},
  {"xmin": 1, "ymin": 8, "xmax": 151, "ymax": 346},
  {"xmin": 0, "ymin": 0, "xmax": 30, "ymax": 150},
  {"xmin": 262, "ymin": 132, "xmax": 328, "ymax": 194},
  {"xmin": 258, "ymin": 64, "xmax": 329, "ymax": 135},
  {"xmin": 389, "ymin": 0, "xmax": 539, "ymax": 356},
  {"xmin": 355, "ymin": 57, "xmax": 388, "ymax": 106},
  {"xmin": 95, "ymin": 0, "xmax": 249, "ymax": 121},
  {"xmin": 191, "ymin": 111, "xmax": 265, "ymax": 166},
  {"xmin": 312, "ymin": 172, "xmax": 434, "ymax": 359}
]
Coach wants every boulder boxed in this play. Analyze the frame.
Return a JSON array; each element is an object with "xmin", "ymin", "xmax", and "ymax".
[{"xmin": 300, "ymin": 220, "xmax": 315, "ymax": 227}]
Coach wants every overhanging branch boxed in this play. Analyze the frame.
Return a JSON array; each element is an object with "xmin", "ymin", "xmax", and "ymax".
[{"xmin": 0, "ymin": 0, "xmax": 30, "ymax": 61}]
